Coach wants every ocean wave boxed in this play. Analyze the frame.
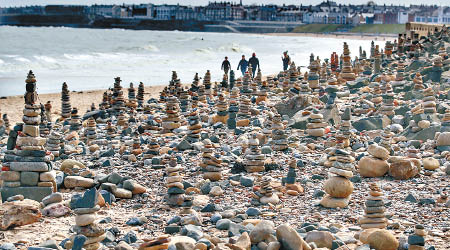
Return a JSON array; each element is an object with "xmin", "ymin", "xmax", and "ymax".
[
  {"xmin": 63, "ymin": 54, "xmax": 94, "ymax": 60},
  {"xmin": 33, "ymin": 55, "xmax": 57, "ymax": 63},
  {"xmin": 0, "ymin": 59, "xmax": 4, "ymax": 64},
  {"xmin": 15, "ymin": 57, "xmax": 31, "ymax": 62}
]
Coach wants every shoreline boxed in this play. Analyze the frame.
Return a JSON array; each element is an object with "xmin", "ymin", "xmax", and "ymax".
[
  {"xmin": 266, "ymin": 32, "xmax": 396, "ymax": 41},
  {"xmin": 0, "ymin": 85, "xmax": 167, "ymax": 126}
]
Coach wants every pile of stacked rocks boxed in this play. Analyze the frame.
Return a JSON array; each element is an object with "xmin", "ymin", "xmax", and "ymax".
[
  {"xmin": 358, "ymin": 143, "xmax": 390, "ymax": 177},
  {"xmin": 227, "ymin": 87, "xmax": 240, "ymax": 129},
  {"xmin": 237, "ymin": 95, "xmax": 252, "ymax": 125},
  {"xmin": 127, "ymin": 82, "xmax": 137, "ymax": 108},
  {"xmin": 379, "ymin": 127, "xmax": 394, "ymax": 154},
  {"xmin": 186, "ymin": 109, "xmax": 201, "ymax": 143},
  {"xmin": 284, "ymin": 160, "xmax": 303, "ymax": 196},
  {"xmin": 116, "ymin": 111, "xmax": 127, "ymax": 127},
  {"xmin": 112, "ymin": 77, "xmax": 125, "ymax": 113},
  {"xmin": 61, "ymin": 82, "xmax": 72, "ymax": 119},
  {"xmin": 339, "ymin": 107, "xmax": 353, "ymax": 147},
  {"xmin": 69, "ymin": 188, "xmax": 105, "ymax": 250},
  {"xmin": 162, "ymin": 96, "xmax": 182, "ymax": 132},
  {"xmin": 203, "ymin": 70, "xmax": 212, "ymax": 98},
  {"xmin": 47, "ymin": 130, "xmax": 62, "ymax": 158},
  {"xmin": 306, "ymin": 109, "xmax": 327, "ymax": 137},
  {"xmin": 320, "ymin": 145, "xmax": 354, "ymax": 208},
  {"xmin": 213, "ymin": 93, "xmax": 228, "ymax": 124},
  {"xmin": 100, "ymin": 91, "xmax": 110, "ymax": 110},
  {"xmin": 308, "ymin": 54, "xmax": 320, "ymax": 90},
  {"xmin": 413, "ymin": 73, "xmax": 425, "ymax": 90},
  {"xmin": 340, "ymin": 42, "xmax": 356, "ymax": 82},
  {"xmin": 1, "ymin": 71, "xmax": 54, "ymax": 202},
  {"xmin": 359, "ymin": 183, "xmax": 387, "ymax": 229},
  {"xmin": 408, "ymin": 224, "xmax": 427, "ymax": 250},
  {"xmin": 271, "ymin": 113, "xmax": 288, "ymax": 151},
  {"xmin": 137, "ymin": 82, "xmax": 145, "ymax": 107},
  {"xmin": 69, "ymin": 107, "xmax": 82, "ymax": 132},
  {"xmin": 143, "ymin": 138, "xmax": 160, "ymax": 160},
  {"xmin": 198, "ymin": 85, "xmax": 207, "ymax": 103},
  {"xmin": 422, "ymin": 88, "xmax": 437, "ymax": 114},
  {"xmin": 84, "ymin": 117, "xmax": 97, "ymax": 145},
  {"xmin": 257, "ymin": 176, "xmax": 279, "ymax": 205},
  {"xmin": 166, "ymin": 157, "xmax": 185, "ymax": 206},
  {"xmin": 244, "ymin": 133, "xmax": 265, "ymax": 173},
  {"xmin": 179, "ymin": 87, "xmax": 191, "ymax": 113},
  {"xmin": 201, "ymin": 139, "xmax": 223, "ymax": 181}
]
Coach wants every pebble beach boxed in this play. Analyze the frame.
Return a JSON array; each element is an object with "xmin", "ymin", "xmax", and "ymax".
[{"xmin": 0, "ymin": 26, "xmax": 449, "ymax": 250}]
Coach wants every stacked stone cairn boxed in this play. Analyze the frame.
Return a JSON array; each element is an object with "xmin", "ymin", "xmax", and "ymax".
[
  {"xmin": 308, "ymin": 54, "xmax": 320, "ymax": 90},
  {"xmin": 408, "ymin": 224, "xmax": 427, "ymax": 250},
  {"xmin": 84, "ymin": 117, "xmax": 97, "ymax": 145},
  {"xmin": 284, "ymin": 160, "xmax": 303, "ymax": 196},
  {"xmin": 358, "ymin": 142, "xmax": 390, "ymax": 178},
  {"xmin": 227, "ymin": 87, "xmax": 240, "ymax": 129},
  {"xmin": 422, "ymin": 88, "xmax": 437, "ymax": 114},
  {"xmin": 244, "ymin": 133, "xmax": 265, "ymax": 173},
  {"xmin": 47, "ymin": 130, "xmax": 62, "ymax": 158},
  {"xmin": 257, "ymin": 176, "xmax": 279, "ymax": 205},
  {"xmin": 137, "ymin": 82, "xmax": 145, "ymax": 107},
  {"xmin": 320, "ymin": 141, "xmax": 354, "ymax": 208},
  {"xmin": 61, "ymin": 82, "xmax": 72, "ymax": 119},
  {"xmin": 413, "ymin": 73, "xmax": 425, "ymax": 90},
  {"xmin": 271, "ymin": 113, "xmax": 288, "ymax": 151},
  {"xmin": 166, "ymin": 157, "xmax": 185, "ymax": 206},
  {"xmin": 112, "ymin": 77, "xmax": 125, "ymax": 113},
  {"xmin": 1, "ymin": 71, "xmax": 54, "ymax": 202},
  {"xmin": 127, "ymin": 82, "xmax": 137, "ymax": 109},
  {"xmin": 203, "ymin": 70, "xmax": 212, "ymax": 98},
  {"xmin": 186, "ymin": 109, "xmax": 201, "ymax": 143},
  {"xmin": 143, "ymin": 138, "xmax": 160, "ymax": 160},
  {"xmin": 201, "ymin": 139, "xmax": 223, "ymax": 181},
  {"xmin": 358, "ymin": 183, "xmax": 388, "ymax": 229},
  {"xmin": 69, "ymin": 107, "xmax": 82, "ymax": 132},
  {"xmin": 162, "ymin": 96, "xmax": 181, "ymax": 132},
  {"xmin": 212, "ymin": 93, "xmax": 228, "ymax": 124},
  {"xmin": 69, "ymin": 188, "xmax": 105, "ymax": 250},
  {"xmin": 306, "ymin": 109, "xmax": 327, "ymax": 137},
  {"xmin": 340, "ymin": 42, "xmax": 356, "ymax": 82},
  {"xmin": 179, "ymin": 87, "xmax": 191, "ymax": 114}
]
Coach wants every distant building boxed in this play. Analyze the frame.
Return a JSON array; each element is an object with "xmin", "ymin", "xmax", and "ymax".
[{"xmin": 204, "ymin": 2, "xmax": 244, "ymax": 21}]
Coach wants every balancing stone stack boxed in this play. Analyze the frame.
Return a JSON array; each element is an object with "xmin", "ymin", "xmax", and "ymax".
[
  {"xmin": 271, "ymin": 113, "xmax": 288, "ymax": 151},
  {"xmin": 340, "ymin": 42, "xmax": 356, "ymax": 82},
  {"xmin": 359, "ymin": 183, "xmax": 388, "ymax": 229},
  {"xmin": 61, "ymin": 82, "xmax": 72, "ymax": 119},
  {"xmin": 244, "ymin": 133, "xmax": 266, "ymax": 173},
  {"xmin": 213, "ymin": 93, "xmax": 229, "ymax": 124},
  {"xmin": 186, "ymin": 109, "xmax": 201, "ymax": 143},
  {"xmin": 69, "ymin": 107, "xmax": 82, "ymax": 132},
  {"xmin": 47, "ymin": 130, "xmax": 62, "ymax": 158},
  {"xmin": 166, "ymin": 157, "xmax": 185, "ymax": 206},
  {"xmin": 306, "ymin": 109, "xmax": 327, "ymax": 137},
  {"xmin": 70, "ymin": 188, "xmax": 105, "ymax": 250},
  {"xmin": 85, "ymin": 117, "xmax": 97, "ymax": 145},
  {"xmin": 201, "ymin": 139, "xmax": 223, "ymax": 181},
  {"xmin": 162, "ymin": 96, "xmax": 182, "ymax": 133},
  {"xmin": 1, "ymin": 71, "xmax": 54, "ymax": 202},
  {"xmin": 320, "ymin": 141, "xmax": 354, "ymax": 208}
]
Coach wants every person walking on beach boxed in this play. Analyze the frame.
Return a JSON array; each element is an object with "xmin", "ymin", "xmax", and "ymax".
[
  {"xmin": 237, "ymin": 55, "xmax": 248, "ymax": 76},
  {"xmin": 248, "ymin": 53, "xmax": 260, "ymax": 78},
  {"xmin": 221, "ymin": 56, "xmax": 231, "ymax": 76},
  {"xmin": 282, "ymin": 51, "xmax": 291, "ymax": 71}
]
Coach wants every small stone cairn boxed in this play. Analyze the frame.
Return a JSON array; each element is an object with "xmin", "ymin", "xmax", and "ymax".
[{"xmin": 359, "ymin": 183, "xmax": 388, "ymax": 229}]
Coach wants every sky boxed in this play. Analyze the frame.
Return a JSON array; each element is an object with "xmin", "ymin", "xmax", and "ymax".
[{"xmin": 1, "ymin": 0, "xmax": 448, "ymax": 7}]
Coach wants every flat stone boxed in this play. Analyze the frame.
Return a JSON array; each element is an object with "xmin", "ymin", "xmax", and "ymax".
[
  {"xmin": 42, "ymin": 192, "xmax": 63, "ymax": 206},
  {"xmin": 64, "ymin": 176, "xmax": 94, "ymax": 189},
  {"xmin": 75, "ymin": 214, "xmax": 96, "ymax": 226},
  {"xmin": 10, "ymin": 162, "xmax": 49, "ymax": 172},
  {"xmin": 20, "ymin": 171, "xmax": 39, "ymax": 186}
]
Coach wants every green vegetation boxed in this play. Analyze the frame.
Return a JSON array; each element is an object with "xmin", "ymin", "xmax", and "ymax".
[
  {"xmin": 292, "ymin": 24, "xmax": 346, "ymax": 33},
  {"xmin": 292, "ymin": 24, "xmax": 405, "ymax": 34},
  {"xmin": 349, "ymin": 24, "xmax": 405, "ymax": 34}
]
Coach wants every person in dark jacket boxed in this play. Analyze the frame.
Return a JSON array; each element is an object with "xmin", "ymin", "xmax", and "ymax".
[
  {"xmin": 221, "ymin": 56, "xmax": 231, "ymax": 76},
  {"xmin": 237, "ymin": 55, "xmax": 248, "ymax": 76},
  {"xmin": 282, "ymin": 51, "xmax": 291, "ymax": 71},
  {"xmin": 248, "ymin": 52, "xmax": 260, "ymax": 78}
]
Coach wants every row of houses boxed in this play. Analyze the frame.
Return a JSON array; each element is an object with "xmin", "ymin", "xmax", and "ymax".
[{"xmin": 2, "ymin": 1, "xmax": 450, "ymax": 25}]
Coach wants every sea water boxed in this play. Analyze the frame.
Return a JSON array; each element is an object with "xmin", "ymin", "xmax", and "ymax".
[{"xmin": 0, "ymin": 26, "xmax": 388, "ymax": 96}]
